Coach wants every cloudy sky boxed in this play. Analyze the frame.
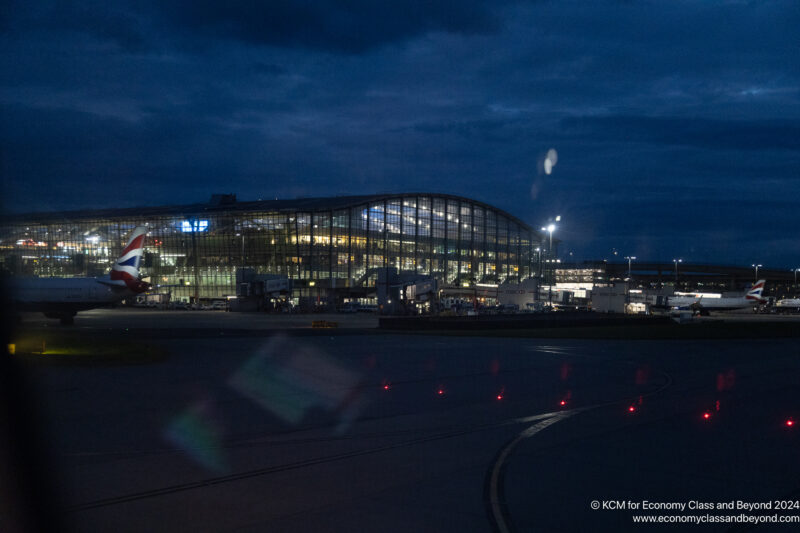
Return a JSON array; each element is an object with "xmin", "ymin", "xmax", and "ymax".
[{"xmin": 2, "ymin": 1, "xmax": 798, "ymax": 267}]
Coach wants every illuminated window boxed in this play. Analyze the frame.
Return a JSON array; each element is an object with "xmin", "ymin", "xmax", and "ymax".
[{"xmin": 181, "ymin": 220, "xmax": 209, "ymax": 232}]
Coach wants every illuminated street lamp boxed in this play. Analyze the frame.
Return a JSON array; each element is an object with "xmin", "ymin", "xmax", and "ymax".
[
  {"xmin": 540, "ymin": 224, "xmax": 556, "ymax": 251},
  {"xmin": 672, "ymin": 258, "xmax": 682, "ymax": 283},
  {"xmin": 624, "ymin": 256, "xmax": 636, "ymax": 280},
  {"xmin": 540, "ymin": 225, "xmax": 556, "ymax": 308},
  {"xmin": 541, "ymin": 225, "xmax": 556, "ymax": 308},
  {"xmin": 535, "ymin": 247, "xmax": 542, "ymax": 278},
  {"xmin": 751, "ymin": 264, "xmax": 762, "ymax": 281}
]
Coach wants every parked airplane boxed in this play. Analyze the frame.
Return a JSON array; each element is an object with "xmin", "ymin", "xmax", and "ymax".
[
  {"xmin": 668, "ymin": 280, "xmax": 765, "ymax": 315},
  {"xmin": 775, "ymin": 298, "xmax": 800, "ymax": 312},
  {"xmin": 11, "ymin": 226, "xmax": 151, "ymax": 324}
]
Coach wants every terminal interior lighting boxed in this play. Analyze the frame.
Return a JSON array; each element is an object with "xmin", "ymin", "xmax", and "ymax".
[{"xmin": 181, "ymin": 220, "xmax": 209, "ymax": 233}]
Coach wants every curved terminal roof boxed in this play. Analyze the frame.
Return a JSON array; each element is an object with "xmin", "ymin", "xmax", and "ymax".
[{"xmin": 2, "ymin": 193, "xmax": 537, "ymax": 234}]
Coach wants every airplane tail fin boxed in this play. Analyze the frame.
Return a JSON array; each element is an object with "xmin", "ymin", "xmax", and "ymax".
[
  {"xmin": 745, "ymin": 280, "xmax": 766, "ymax": 302},
  {"xmin": 110, "ymin": 226, "xmax": 150, "ymax": 293}
]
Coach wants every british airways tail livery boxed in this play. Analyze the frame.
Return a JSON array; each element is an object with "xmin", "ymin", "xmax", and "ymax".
[
  {"xmin": 11, "ymin": 226, "xmax": 151, "ymax": 324},
  {"xmin": 744, "ymin": 280, "xmax": 766, "ymax": 302},
  {"xmin": 105, "ymin": 226, "xmax": 150, "ymax": 292}
]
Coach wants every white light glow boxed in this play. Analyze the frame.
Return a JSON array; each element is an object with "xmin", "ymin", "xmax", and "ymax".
[{"xmin": 543, "ymin": 148, "xmax": 558, "ymax": 175}]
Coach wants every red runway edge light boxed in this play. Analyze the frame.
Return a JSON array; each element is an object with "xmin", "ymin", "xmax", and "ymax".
[{"xmin": 786, "ymin": 419, "xmax": 794, "ymax": 427}]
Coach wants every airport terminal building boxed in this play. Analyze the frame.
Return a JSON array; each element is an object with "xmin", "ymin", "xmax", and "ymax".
[{"xmin": 0, "ymin": 194, "xmax": 550, "ymax": 305}]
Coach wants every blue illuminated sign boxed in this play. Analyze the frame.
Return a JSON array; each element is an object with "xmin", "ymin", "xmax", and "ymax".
[{"xmin": 181, "ymin": 220, "xmax": 209, "ymax": 232}]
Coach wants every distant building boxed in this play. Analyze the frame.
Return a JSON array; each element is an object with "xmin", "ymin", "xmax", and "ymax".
[
  {"xmin": 0, "ymin": 193, "xmax": 555, "ymax": 304},
  {"xmin": 557, "ymin": 261, "xmax": 795, "ymax": 297}
]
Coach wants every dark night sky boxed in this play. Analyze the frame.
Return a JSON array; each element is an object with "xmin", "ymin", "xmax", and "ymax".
[{"xmin": 2, "ymin": 1, "xmax": 799, "ymax": 267}]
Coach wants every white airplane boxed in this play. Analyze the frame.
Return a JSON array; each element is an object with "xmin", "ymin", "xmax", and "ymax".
[
  {"xmin": 775, "ymin": 298, "xmax": 800, "ymax": 311},
  {"xmin": 10, "ymin": 226, "xmax": 151, "ymax": 324},
  {"xmin": 668, "ymin": 280, "xmax": 766, "ymax": 315}
]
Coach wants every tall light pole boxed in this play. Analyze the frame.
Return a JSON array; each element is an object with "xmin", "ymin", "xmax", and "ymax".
[
  {"xmin": 541, "ymin": 225, "xmax": 556, "ymax": 308},
  {"xmin": 751, "ymin": 263, "xmax": 762, "ymax": 281},
  {"xmin": 541, "ymin": 224, "xmax": 556, "ymax": 252},
  {"xmin": 190, "ymin": 219, "xmax": 200, "ymax": 305},
  {"xmin": 672, "ymin": 258, "xmax": 682, "ymax": 283},
  {"xmin": 623, "ymin": 256, "xmax": 636, "ymax": 310},
  {"xmin": 795, "ymin": 268, "xmax": 799, "ymax": 287},
  {"xmin": 535, "ymin": 247, "xmax": 542, "ymax": 278},
  {"xmin": 236, "ymin": 233, "xmax": 245, "ymax": 267},
  {"xmin": 624, "ymin": 256, "xmax": 636, "ymax": 280},
  {"xmin": 546, "ymin": 225, "xmax": 556, "ymax": 308}
]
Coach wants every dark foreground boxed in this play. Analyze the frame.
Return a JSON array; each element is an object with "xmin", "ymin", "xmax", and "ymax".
[{"xmin": 5, "ymin": 313, "xmax": 800, "ymax": 532}]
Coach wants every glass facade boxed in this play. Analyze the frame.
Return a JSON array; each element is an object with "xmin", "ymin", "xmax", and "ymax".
[{"xmin": 0, "ymin": 195, "xmax": 550, "ymax": 300}]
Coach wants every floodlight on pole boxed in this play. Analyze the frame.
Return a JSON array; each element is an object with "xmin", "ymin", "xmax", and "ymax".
[
  {"xmin": 535, "ymin": 247, "xmax": 542, "ymax": 278},
  {"xmin": 625, "ymin": 256, "xmax": 637, "ymax": 279},
  {"xmin": 673, "ymin": 258, "xmax": 682, "ymax": 282},
  {"xmin": 540, "ymin": 224, "xmax": 556, "ymax": 308},
  {"xmin": 751, "ymin": 264, "xmax": 762, "ymax": 281}
]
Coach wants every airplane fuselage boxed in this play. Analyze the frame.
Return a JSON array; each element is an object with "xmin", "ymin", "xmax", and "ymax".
[
  {"xmin": 667, "ymin": 296, "xmax": 758, "ymax": 312},
  {"xmin": 666, "ymin": 280, "xmax": 765, "ymax": 314},
  {"xmin": 11, "ymin": 276, "xmax": 134, "ymax": 320},
  {"xmin": 775, "ymin": 298, "xmax": 800, "ymax": 309},
  {"xmin": 8, "ymin": 226, "xmax": 149, "ymax": 324}
]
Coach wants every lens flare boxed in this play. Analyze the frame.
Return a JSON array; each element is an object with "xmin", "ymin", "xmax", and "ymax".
[
  {"xmin": 543, "ymin": 148, "xmax": 558, "ymax": 175},
  {"xmin": 227, "ymin": 335, "xmax": 366, "ymax": 435}
]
